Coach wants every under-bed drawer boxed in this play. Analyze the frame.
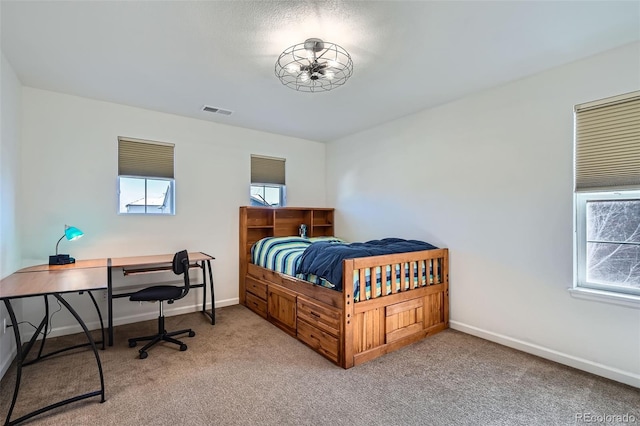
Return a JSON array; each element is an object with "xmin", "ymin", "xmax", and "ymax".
[
  {"xmin": 297, "ymin": 319, "xmax": 339, "ymax": 363},
  {"xmin": 297, "ymin": 296, "xmax": 341, "ymax": 336},
  {"xmin": 245, "ymin": 291, "xmax": 267, "ymax": 318},
  {"xmin": 245, "ymin": 276, "xmax": 267, "ymax": 300}
]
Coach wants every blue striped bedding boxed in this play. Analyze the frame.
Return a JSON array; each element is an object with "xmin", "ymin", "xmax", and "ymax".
[
  {"xmin": 251, "ymin": 236, "xmax": 311, "ymax": 276},
  {"xmin": 251, "ymin": 236, "xmax": 438, "ymax": 301},
  {"xmin": 251, "ymin": 236, "xmax": 344, "ymax": 277}
]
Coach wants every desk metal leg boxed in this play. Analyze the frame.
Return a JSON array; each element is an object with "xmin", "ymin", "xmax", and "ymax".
[
  {"xmin": 206, "ymin": 259, "xmax": 215, "ymax": 325},
  {"xmin": 1, "ymin": 295, "xmax": 106, "ymax": 426},
  {"xmin": 86, "ymin": 291, "xmax": 106, "ymax": 350},
  {"xmin": 3, "ymin": 299, "xmax": 23, "ymax": 426},
  {"xmin": 107, "ymin": 259, "xmax": 113, "ymax": 347},
  {"xmin": 3, "ymin": 298, "xmax": 50, "ymax": 424},
  {"xmin": 34, "ymin": 296, "xmax": 50, "ymax": 361},
  {"xmin": 198, "ymin": 257, "xmax": 215, "ymax": 325}
]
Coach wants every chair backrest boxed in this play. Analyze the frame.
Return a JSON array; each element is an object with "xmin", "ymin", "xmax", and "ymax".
[{"xmin": 172, "ymin": 250, "xmax": 190, "ymax": 299}]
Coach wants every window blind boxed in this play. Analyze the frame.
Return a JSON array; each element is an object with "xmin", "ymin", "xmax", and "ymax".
[
  {"xmin": 118, "ymin": 137, "xmax": 174, "ymax": 179},
  {"xmin": 251, "ymin": 155, "xmax": 285, "ymax": 185},
  {"xmin": 575, "ymin": 91, "xmax": 640, "ymax": 191}
]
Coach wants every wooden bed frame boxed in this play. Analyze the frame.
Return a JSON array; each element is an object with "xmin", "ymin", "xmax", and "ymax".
[{"xmin": 239, "ymin": 206, "xmax": 449, "ymax": 368}]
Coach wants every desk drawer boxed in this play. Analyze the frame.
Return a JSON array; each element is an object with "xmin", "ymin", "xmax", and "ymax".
[
  {"xmin": 297, "ymin": 296, "xmax": 340, "ymax": 336},
  {"xmin": 246, "ymin": 291, "xmax": 267, "ymax": 318},
  {"xmin": 297, "ymin": 319, "xmax": 339, "ymax": 363},
  {"xmin": 245, "ymin": 276, "xmax": 267, "ymax": 300}
]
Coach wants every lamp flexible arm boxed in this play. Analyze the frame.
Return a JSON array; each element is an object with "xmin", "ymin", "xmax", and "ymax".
[{"xmin": 55, "ymin": 234, "xmax": 65, "ymax": 256}]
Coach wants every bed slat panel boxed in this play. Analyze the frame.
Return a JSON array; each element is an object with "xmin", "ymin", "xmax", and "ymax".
[{"xmin": 351, "ymin": 253, "xmax": 446, "ymax": 302}]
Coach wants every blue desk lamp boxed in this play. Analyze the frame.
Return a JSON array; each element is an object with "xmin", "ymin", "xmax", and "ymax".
[{"xmin": 49, "ymin": 225, "xmax": 84, "ymax": 265}]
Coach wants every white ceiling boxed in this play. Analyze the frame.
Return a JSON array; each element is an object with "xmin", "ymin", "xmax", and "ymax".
[{"xmin": 2, "ymin": 1, "xmax": 639, "ymax": 142}]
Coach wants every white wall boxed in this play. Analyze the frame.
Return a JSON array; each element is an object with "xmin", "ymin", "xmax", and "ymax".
[
  {"xmin": 17, "ymin": 87, "xmax": 326, "ymax": 337},
  {"xmin": 326, "ymin": 42, "xmax": 640, "ymax": 387},
  {"xmin": 0, "ymin": 53, "xmax": 22, "ymax": 376}
]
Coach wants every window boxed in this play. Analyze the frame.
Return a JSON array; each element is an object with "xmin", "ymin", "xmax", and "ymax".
[
  {"xmin": 576, "ymin": 192, "xmax": 640, "ymax": 296},
  {"xmin": 118, "ymin": 137, "xmax": 175, "ymax": 215},
  {"xmin": 574, "ymin": 92, "xmax": 640, "ymax": 299},
  {"xmin": 250, "ymin": 155, "xmax": 286, "ymax": 207}
]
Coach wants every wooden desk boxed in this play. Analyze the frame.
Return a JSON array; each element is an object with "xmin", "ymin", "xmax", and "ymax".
[
  {"xmin": 107, "ymin": 252, "xmax": 215, "ymax": 346},
  {"xmin": 0, "ymin": 263, "xmax": 106, "ymax": 425},
  {"xmin": 0, "ymin": 251, "xmax": 214, "ymax": 424}
]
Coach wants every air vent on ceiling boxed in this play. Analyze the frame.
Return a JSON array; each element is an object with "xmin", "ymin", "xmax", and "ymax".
[{"xmin": 203, "ymin": 105, "xmax": 233, "ymax": 116}]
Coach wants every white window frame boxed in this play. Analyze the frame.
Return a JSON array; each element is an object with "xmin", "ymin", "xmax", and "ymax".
[
  {"xmin": 250, "ymin": 183, "xmax": 286, "ymax": 207},
  {"xmin": 117, "ymin": 176, "xmax": 176, "ymax": 215},
  {"xmin": 573, "ymin": 191, "xmax": 640, "ymax": 307}
]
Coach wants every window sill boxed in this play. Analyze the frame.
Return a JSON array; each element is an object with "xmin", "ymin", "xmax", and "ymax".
[{"xmin": 568, "ymin": 287, "xmax": 640, "ymax": 309}]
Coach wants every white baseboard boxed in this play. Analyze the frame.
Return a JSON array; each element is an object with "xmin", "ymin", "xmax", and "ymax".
[
  {"xmin": 449, "ymin": 320, "xmax": 640, "ymax": 389},
  {"xmin": 0, "ymin": 298, "xmax": 239, "ymax": 380}
]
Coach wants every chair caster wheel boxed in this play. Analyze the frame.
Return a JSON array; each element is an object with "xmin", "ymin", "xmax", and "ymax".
[
  {"xmin": 139, "ymin": 351, "xmax": 148, "ymax": 359},
  {"xmin": 128, "ymin": 340, "xmax": 137, "ymax": 348},
  {"xmin": 180, "ymin": 344, "xmax": 188, "ymax": 351},
  {"xmin": 188, "ymin": 331, "xmax": 195, "ymax": 337}
]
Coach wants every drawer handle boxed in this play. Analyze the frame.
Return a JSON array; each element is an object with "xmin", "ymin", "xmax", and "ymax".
[{"xmin": 310, "ymin": 311, "xmax": 320, "ymax": 318}]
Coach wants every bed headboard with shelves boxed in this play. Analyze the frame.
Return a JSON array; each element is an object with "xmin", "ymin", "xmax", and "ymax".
[{"xmin": 238, "ymin": 206, "xmax": 335, "ymax": 304}]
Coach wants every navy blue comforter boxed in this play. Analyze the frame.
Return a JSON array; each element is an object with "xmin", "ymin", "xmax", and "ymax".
[{"xmin": 296, "ymin": 238, "xmax": 437, "ymax": 290}]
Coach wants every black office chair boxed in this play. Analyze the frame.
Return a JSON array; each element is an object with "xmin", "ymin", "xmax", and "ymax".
[{"xmin": 128, "ymin": 250, "xmax": 195, "ymax": 359}]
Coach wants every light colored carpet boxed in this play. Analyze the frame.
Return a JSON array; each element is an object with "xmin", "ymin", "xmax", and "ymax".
[{"xmin": 1, "ymin": 304, "xmax": 638, "ymax": 425}]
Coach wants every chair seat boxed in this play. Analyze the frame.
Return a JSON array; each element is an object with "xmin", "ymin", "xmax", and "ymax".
[{"xmin": 129, "ymin": 285, "xmax": 183, "ymax": 302}]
